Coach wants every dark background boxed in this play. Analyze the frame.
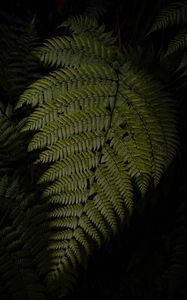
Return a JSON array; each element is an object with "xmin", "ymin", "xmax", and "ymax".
[{"xmin": 0, "ymin": 0, "xmax": 186, "ymax": 299}]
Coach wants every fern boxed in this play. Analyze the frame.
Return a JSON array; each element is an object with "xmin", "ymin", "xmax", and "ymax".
[
  {"xmin": 0, "ymin": 17, "xmax": 40, "ymax": 103},
  {"xmin": 36, "ymin": 17, "xmax": 116, "ymax": 72},
  {"xmin": 150, "ymin": 0, "xmax": 187, "ymax": 33},
  {"xmin": 166, "ymin": 29, "xmax": 187, "ymax": 56},
  {"xmin": 36, "ymin": 35, "xmax": 115, "ymax": 68},
  {"xmin": 84, "ymin": 0, "xmax": 108, "ymax": 18},
  {"xmin": 15, "ymin": 16, "xmax": 178, "ymax": 295},
  {"xmin": 148, "ymin": 1, "xmax": 187, "ymax": 87},
  {"xmin": 0, "ymin": 176, "xmax": 48, "ymax": 300},
  {"xmin": 0, "ymin": 105, "xmax": 27, "ymax": 174}
]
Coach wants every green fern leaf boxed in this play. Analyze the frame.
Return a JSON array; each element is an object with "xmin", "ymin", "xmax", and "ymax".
[
  {"xmin": 150, "ymin": 0, "xmax": 187, "ymax": 33},
  {"xmin": 36, "ymin": 34, "xmax": 115, "ymax": 68},
  {"xmin": 84, "ymin": 0, "xmax": 108, "ymax": 18},
  {"xmin": 166, "ymin": 29, "xmax": 187, "ymax": 56},
  {"xmin": 0, "ymin": 19, "xmax": 40, "ymax": 102},
  {"xmin": 0, "ymin": 176, "xmax": 48, "ymax": 300},
  {"xmin": 16, "ymin": 16, "xmax": 178, "ymax": 295},
  {"xmin": 16, "ymin": 64, "xmax": 117, "ymax": 109},
  {"xmin": 60, "ymin": 15, "xmax": 116, "ymax": 45},
  {"xmin": 0, "ymin": 108, "xmax": 28, "ymax": 174}
]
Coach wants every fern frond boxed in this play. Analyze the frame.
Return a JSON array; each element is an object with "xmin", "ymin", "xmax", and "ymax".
[
  {"xmin": 0, "ymin": 108, "xmax": 27, "ymax": 174},
  {"xmin": 101, "ymin": 146, "xmax": 133, "ymax": 212},
  {"xmin": 60, "ymin": 15, "xmax": 116, "ymax": 45},
  {"xmin": 61, "ymin": 15, "xmax": 99, "ymax": 32},
  {"xmin": 119, "ymin": 65, "xmax": 177, "ymax": 176},
  {"xmin": 150, "ymin": 0, "xmax": 187, "ymax": 33},
  {"xmin": 43, "ymin": 172, "xmax": 90, "ymax": 196},
  {"xmin": 0, "ymin": 19, "xmax": 40, "ymax": 102},
  {"xmin": 16, "ymin": 64, "xmax": 117, "ymax": 109},
  {"xmin": 84, "ymin": 0, "xmax": 108, "ymax": 18},
  {"xmin": 49, "ymin": 190, "xmax": 89, "ymax": 205},
  {"xmin": 36, "ymin": 34, "xmax": 115, "ymax": 68},
  {"xmin": 166, "ymin": 30, "xmax": 187, "ymax": 56},
  {"xmin": 0, "ymin": 176, "xmax": 48, "ymax": 300},
  {"xmin": 0, "ymin": 13, "xmax": 27, "ymax": 85},
  {"xmin": 23, "ymin": 84, "xmax": 116, "ymax": 131},
  {"xmin": 17, "ymin": 17, "xmax": 178, "ymax": 295}
]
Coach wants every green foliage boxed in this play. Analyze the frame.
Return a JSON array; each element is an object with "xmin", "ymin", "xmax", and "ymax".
[
  {"xmin": 150, "ymin": 0, "xmax": 187, "ymax": 33},
  {"xmin": 0, "ymin": 175, "xmax": 48, "ymax": 300},
  {"xmin": 0, "ymin": 104, "xmax": 27, "ymax": 174},
  {"xmin": 0, "ymin": 0, "xmax": 185, "ymax": 296},
  {"xmin": 166, "ymin": 29, "xmax": 187, "ymax": 56},
  {"xmin": 13, "ymin": 16, "xmax": 178, "ymax": 295},
  {"xmin": 59, "ymin": 15, "xmax": 116, "ymax": 45},
  {"xmin": 149, "ymin": 0, "xmax": 187, "ymax": 87},
  {"xmin": 84, "ymin": 0, "xmax": 109, "ymax": 18},
  {"xmin": 0, "ymin": 14, "xmax": 40, "ymax": 103}
]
